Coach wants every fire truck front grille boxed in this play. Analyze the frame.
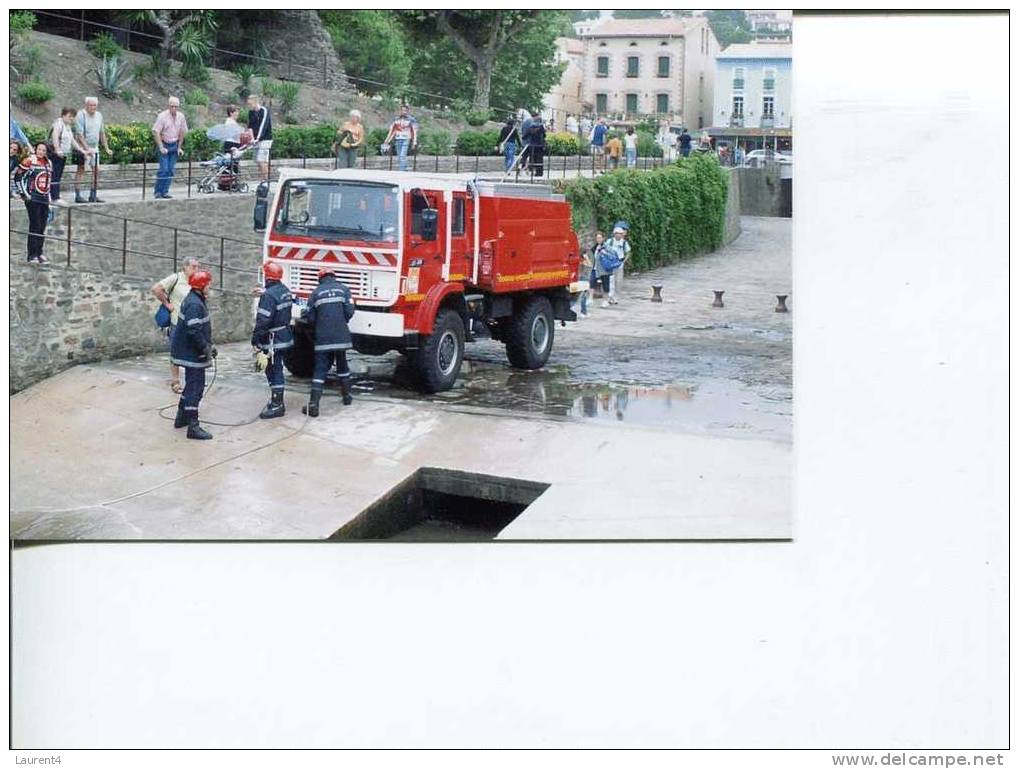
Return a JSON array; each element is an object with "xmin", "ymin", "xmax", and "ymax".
[{"xmin": 288, "ymin": 264, "xmax": 370, "ymax": 300}]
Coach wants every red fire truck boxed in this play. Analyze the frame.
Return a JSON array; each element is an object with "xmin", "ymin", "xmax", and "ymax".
[{"xmin": 253, "ymin": 169, "xmax": 581, "ymax": 392}]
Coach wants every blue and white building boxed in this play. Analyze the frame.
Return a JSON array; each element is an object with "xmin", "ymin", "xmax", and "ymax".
[{"xmin": 710, "ymin": 42, "xmax": 792, "ymax": 152}]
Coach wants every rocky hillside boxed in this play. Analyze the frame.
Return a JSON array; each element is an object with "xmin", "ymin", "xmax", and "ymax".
[{"xmin": 11, "ymin": 31, "xmax": 474, "ymax": 137}]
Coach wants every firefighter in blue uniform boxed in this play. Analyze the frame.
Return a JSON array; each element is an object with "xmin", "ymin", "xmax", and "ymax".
[
  {"xmin": 301, "ymin": 266, "xmax": 356, "ymax": 417},
  {"xmin": 170, "ymin": 269, "xmax": 216, "ymax": 440},
  {"xmin": 251, "ymin": 260, "xmax": 294, "ymax": 419}
]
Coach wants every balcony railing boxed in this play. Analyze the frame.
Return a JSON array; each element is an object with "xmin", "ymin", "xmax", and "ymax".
[
  {"xmin": 729, "ymin": 115, "xmax": 744, "ymax": 128},
  {"xmin": 760, "ymin": 115, "xmax": 775, "ymax": 128}
]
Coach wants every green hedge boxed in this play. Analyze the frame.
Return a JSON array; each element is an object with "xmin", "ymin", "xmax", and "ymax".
[
  {"xmin": 455, "ymin": 129, "xmax": 500, "ymax": 156},
  {"xmin": 561, "ymin": 154, "xmax": 728, "ymax": 272}
]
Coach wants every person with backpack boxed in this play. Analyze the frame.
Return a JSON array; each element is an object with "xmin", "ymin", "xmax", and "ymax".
[
  {"xmin": 589, "ymin": 117, "xmax": 609, "ymax": 171},
  {"xmin": 13, "ymin": 140, "xmax": 54, "ymax": 264},
  {"xmin": 596, "ymin": 221, "xmax": 632, "ymax": 308},
  {"xmin": 152, "ymin": 257, "xmax": 201, "ymax": 394}
]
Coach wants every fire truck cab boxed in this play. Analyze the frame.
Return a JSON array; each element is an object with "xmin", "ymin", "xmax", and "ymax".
[{"xmin": 254, "ymin": 169, "xmax": 581, "ymax": 392}]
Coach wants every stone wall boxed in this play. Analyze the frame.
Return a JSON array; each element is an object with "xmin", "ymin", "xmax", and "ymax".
[
  {"xmin": 732, "ymin": 166, "xmax": 791, "ymax": 218},
  {"xmin": 10, "ymin": 197, "xmax": 263, "ymax": 294},
  {"xmin": 9, "ymin": 261, "xmax": 255, "ymax": 393}
]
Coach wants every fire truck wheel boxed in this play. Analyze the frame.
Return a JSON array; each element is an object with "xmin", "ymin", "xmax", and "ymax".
[
  {"xmin": 414, "ymin": 308, "xmax": 465, "ymax": 393},
  {"xmin": 283, "ymin": 326, "xmax": 315, "ymax": 378},
  {"xmin": 506, "ymin": 295, "xmax": 555, "ymax": 370}
]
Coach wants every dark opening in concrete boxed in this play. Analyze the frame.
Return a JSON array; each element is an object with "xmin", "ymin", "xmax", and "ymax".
[{"xmin": 331, "ymin": 467, "xmax": 549, "ymax": 541}]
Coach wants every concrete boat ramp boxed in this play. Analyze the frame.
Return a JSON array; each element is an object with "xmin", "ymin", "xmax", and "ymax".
[{"xmin": 10, "ymin": 348, "xmax": 790, "ymax": 541}]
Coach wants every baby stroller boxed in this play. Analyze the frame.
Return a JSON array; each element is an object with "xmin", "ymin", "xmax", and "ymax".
[{"xmin": 197, "ymin": 142, "xmax": 253, "ymax": 194}]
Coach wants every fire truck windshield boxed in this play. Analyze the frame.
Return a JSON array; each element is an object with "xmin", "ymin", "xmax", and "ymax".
[{"xmin": 274, "ymin": 180, "xmax": 399, "ymax": 242}]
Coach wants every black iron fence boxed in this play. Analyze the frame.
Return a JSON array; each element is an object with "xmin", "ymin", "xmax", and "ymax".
[
  {"xmin": 9, "ymin": 202, "xmax": 263, "ymax": 297},
  {"xmin": 28, "ymin": 145, "xmax": 677, "ymax": 203}
]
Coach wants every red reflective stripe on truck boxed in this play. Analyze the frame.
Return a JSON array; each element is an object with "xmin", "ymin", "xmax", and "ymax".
[{"xmin": 268, "ymin": 244, "xmax": 398, "ymax": 267}]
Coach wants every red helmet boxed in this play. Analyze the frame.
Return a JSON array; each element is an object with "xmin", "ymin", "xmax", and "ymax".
[
  {"xmin": 263, "ymin": 261, "xmax": 284, "ymax": 281},
  {"xmin": 188, "ymin": 269, "xmax": 213, "ymax": 291},
  {"xmin": 318, "ymin": 266, "xmax": 336, "ymax": 279}
]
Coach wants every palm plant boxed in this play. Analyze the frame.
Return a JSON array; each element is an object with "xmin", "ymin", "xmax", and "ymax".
[
  {"xmin": 176, "ymin": 25, "xmax": 212, "ymax": 82},
  {"xmin": 233, "ymin": 63, "xmax": 258, "ymax": 98}
]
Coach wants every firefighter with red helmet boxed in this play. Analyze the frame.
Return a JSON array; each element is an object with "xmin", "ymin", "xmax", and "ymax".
[
  {"xmin": 170, "ymin": 269, "xmax": 216, "ymax": 440},
  {"xmin": 251, "ymin": 260, "xmax": 294, "ymax": 419},
  {"xmin": 301, "ymin": 266, "xmax": 356, "ymax": 417}
]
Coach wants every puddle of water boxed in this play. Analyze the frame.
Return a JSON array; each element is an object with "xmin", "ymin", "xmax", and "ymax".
[{"xmin": 347, "ymin": 356, "xmax": 791, "ymax": 441}]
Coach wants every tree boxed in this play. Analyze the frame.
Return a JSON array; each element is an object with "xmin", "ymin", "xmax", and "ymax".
[
  {"xmin": 399, "ymin": 11, "xmax": 548, "ymax": 112},
  {"xmin": 118, "ymin": 10, "xmax": 217, "ymax": 60},
  {"xmin": 320, "ymin": 10, "xmax": 411, "ymax": 96},
  {"xmin": 568, "ymin": 10, "xmax": 599, "ymax": 23},
  {"xmin": 611, "ymin": 10, "xmax": 668, "ymax": 20},
  {"xmin": 704, "ymin": 10, "xmax": 752, "ymax": 47},
  {"xmin": 402, "ymin": 10, "xmax": 567, "ymax": 117}
]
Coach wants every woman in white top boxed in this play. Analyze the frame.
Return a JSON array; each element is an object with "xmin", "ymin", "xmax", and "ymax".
[
  {"xmin": 48, "ymin": 107, "xmax": 79, "ymax": 204},
  {"xmin": 624, "ymin": 128, "xmax": 638, "ymax": 168}
]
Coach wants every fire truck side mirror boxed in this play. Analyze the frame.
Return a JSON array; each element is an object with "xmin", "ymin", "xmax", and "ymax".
[
  {"xmin": 253, "ymin": 182, "xmax": 269, "ymax": 232},
  {"xmin": 421, "ymin": 208, "xmax": 439, "ymax": 241}
]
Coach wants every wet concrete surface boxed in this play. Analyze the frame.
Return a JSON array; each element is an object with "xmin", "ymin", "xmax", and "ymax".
[{"xmin": 10, "ymin": 216, "xmax": 791, "ymax": 540}]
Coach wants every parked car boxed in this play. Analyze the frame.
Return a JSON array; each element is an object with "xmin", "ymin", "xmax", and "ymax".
[{"xmin": 743, "ymin": 149, "xmax": 793, "ymax": 167}]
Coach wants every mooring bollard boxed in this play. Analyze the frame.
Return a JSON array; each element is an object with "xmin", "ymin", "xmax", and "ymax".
[
  {"xmin": 651, "ymin": 284, "xmax": 663, "ymax": 303},
  {"xmin": 712, "ymin": 290, "xmax": 725, "ymax": 308},
  {"xmin": 775, "ymin": 294, "xmax": 789, "ymax": 313}
]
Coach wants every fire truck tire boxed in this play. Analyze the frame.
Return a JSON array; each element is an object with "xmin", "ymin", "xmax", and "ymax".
[
  {"xmin": 283, "ymin": 326, "xmax": 315, "ymax": 378},
  {"xmin": 505, "ymin": 295, "xmax": 555, "ymax": 370},
  {"xmin": 413, "ymin": 308, "xmax": 464, "ymax": 393}
]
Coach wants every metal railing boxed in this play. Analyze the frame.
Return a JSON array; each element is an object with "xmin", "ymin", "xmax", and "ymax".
[
  {"xmin": 27, "ymin": 145, "xmax": 675, "ymax": 203},
  {"xmin": 9, "ymin": 202, "xmax": 262, "ymax": 296}
]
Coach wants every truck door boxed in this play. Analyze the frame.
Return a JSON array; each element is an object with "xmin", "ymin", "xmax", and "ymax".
[
  {"xmin": 406, "ymin": 189, "xmax": 444, "ymax": 299},
  {"xmin": 447, "ymin": 191, "xmax": 473, "ymax": 283}
]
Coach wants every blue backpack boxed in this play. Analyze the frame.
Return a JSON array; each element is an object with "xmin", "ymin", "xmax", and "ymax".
[{"xmin": 597, "ymin": 243, "xmax": 624, "ymax": 273}]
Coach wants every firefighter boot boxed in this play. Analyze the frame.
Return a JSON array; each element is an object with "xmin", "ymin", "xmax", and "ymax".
[
  {"xmin": 259, "ymin": 390, "xmax": 286, "ymax": 419},
  {"xmin": 301, "ymin": 389, "xmax": 321, "ymax": 418},
  {"xmin": 340, "ymin": 378, "xmax": 353, "ymax": 406},
  {"xmin": 187, "ymin": 417, "xmax": 213, "ymax": 440},
  {"xmin": 173, "ymin": 403, "xmax": 188, "ymax": 429}
]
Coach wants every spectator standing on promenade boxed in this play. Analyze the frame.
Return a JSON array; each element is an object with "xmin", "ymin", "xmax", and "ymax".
[
  {"xmin": 497, "ymin": 116, "xmax": 520, "ymax": 172},
  {"xmin": 566, "ymin": 113, "xmax": 578, "ymax": 136},
  {"xmin": 48, "ymin": 107, "xmax": 79, "ymax": 205},
  {"xmin": 605, "ymin": 132, "xmax": 622, "ymax": 170},
  {"xmin": 589, "ymin": 117, "xmax": 608, "ymax": 170},
  {"xmin": 624, "ymin": 127, "xmax": 638, "ymax": 168},
  {"xmin": 246, "ymin": 94, "xmax": 274, "ymax": 181},
  {"xmin": 678, "ymin": 128, "xmax": 692, "ymax": 158},
  {"xmin": 587, "ymin": 231, "xmax": 605, "ymax": 301},
  {"xmin": 526, "ymin": 114, "xmax": 547, "ymax": 177},
  {"xmin": 151, "ymin": 257, "xmax": 200, "ymax": 394},
  {"xmin": 383, "ymin": 105, "xmax": 418, "ymax": 172},
  {"xmin": 332, "ymin": 109, "xmax": 365, "ymax": 169},
  {"xmin": 735, "ymin": 144, "xmax": 745, "ymax": 166},
  {"xmin": 152, "ymin": 96, "xmax": 188, "ymax": 200},
  {"xmin": 72, "ymin": 96, "xmax": 111, "ymax": 203},
  {"xmin": 13, "ymin": 140, "xmax": 53, "ymax": 264}
]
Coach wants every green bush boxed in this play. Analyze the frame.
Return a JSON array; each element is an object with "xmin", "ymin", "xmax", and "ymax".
[
  {"xmin": 9, "ymin": 10, "xmax": 36, "ymax": 35},
  {"xmin": 455, "ymin": 129, "xmax": 500, "ymax": 156},
  {"xmin": 120, "ymin": 88, "xmax": 135, "ymax": 105},
  {"xmin": 636, "ymin": 131, "xmax": 663, "ymax": 158},
  {"xmin": 186, "ymin": 88, "xmax": 209, "ymax": 107},
  {"xmin": 365, "ymin": 127, "xmax": 390, "ymax": 155},
  {"xmin": 545, "ymin": 131, "xmax": 582, "ymax": 157},
  {"xmin": 18, "ymin": 43, "xmax": 43, "ymax": 78},
  {"xmin": 562, "ymin": 153, "xmax": 728, "ymax": 272},
  {"xmin": 87, "ymin": 31, "xmax": 123, "ymax": 60},
  {"xmin": 417, "ymin": 129, "xmax": 452, "ymax": 156},
  {"xmin": 16, "ymin": 80, "xmax": 54, "ymax": 105},
  {"xmin": 463, "ymin": 110, "xmax": 490, "ymax": 127}
]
